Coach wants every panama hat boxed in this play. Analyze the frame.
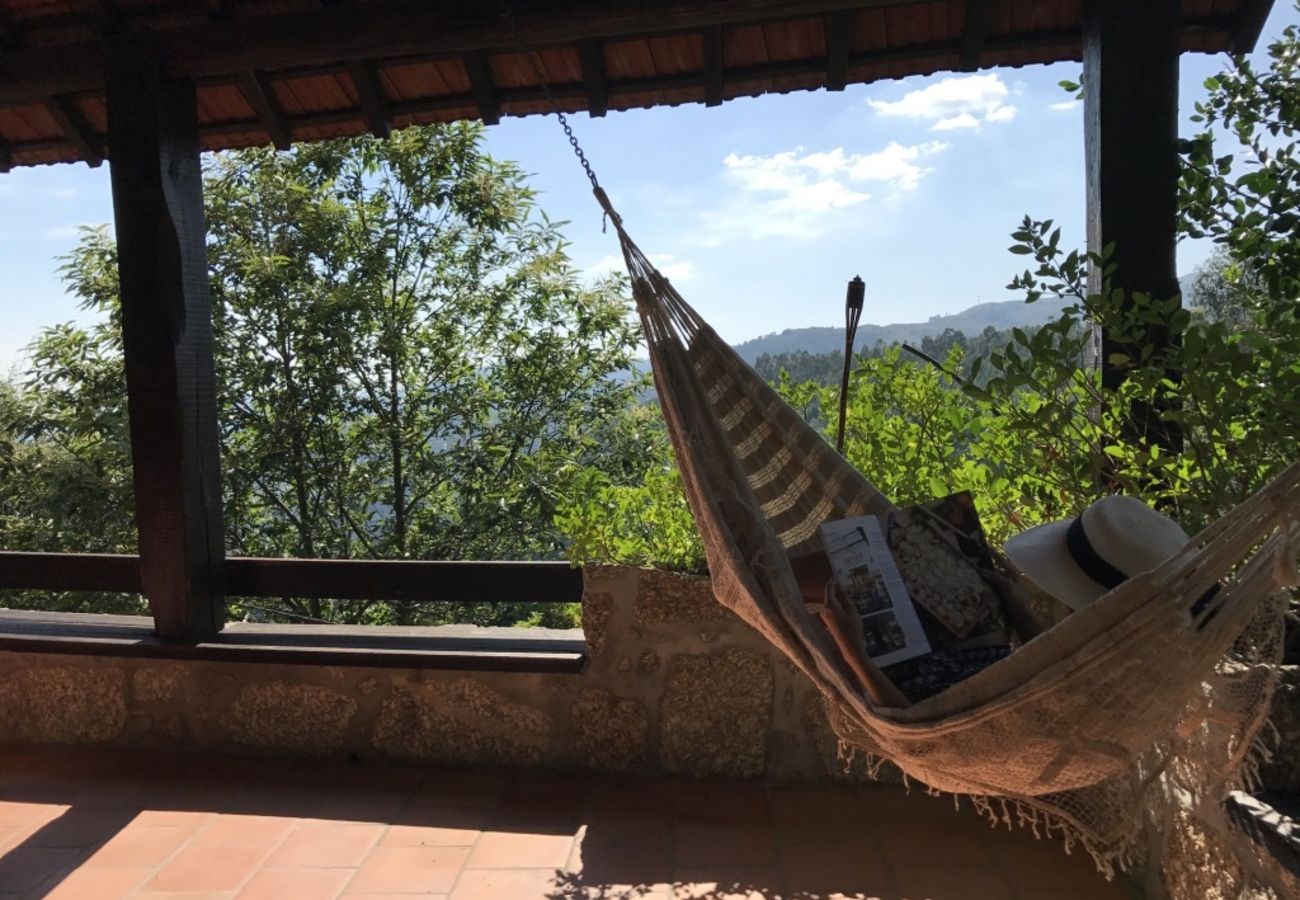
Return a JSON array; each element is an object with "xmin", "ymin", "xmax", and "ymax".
[{"xmin": 1004, "ymin": 495, "xmax": 1192, "ymax": 612}]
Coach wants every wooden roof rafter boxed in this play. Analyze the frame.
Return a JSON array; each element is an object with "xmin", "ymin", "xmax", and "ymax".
[
  {"xmin": 960, "ymin": 0, "xmax": 995, "ymax": 72},
  {"xmin": 346, "ymin": 58, "xmax": 391, "ymax": 139},
  {"xmin": 44, "ymin": 95, "xmax": 104, "ymax": 166},
  {"xmin": 824, "ymin": 10, "xmax": 853, "ymax": 90},
  {"xmin": 703, "ymin": 24, "xmax": 724, "ymax": 107},
  {"xmin": 238, "ymin": 69, "xmax": 292, "ymax": 150},
  {"xmin": 68, "ymin": 0, "xmax": 124, "ymax": 36},
  {"xmin": 578, "ymin": 39, "xmax": 608, "ymax": 117},
  {"xmin": 462, "ymin": 50, "xmax": 501, "ymax": 126},
  {"xmin": 0, "ymin": 0, "xmax": 1277, "ymax": 169},
  {"xmin": 0, "ymin": 3, "xmax": 21, "ymax": 49}
]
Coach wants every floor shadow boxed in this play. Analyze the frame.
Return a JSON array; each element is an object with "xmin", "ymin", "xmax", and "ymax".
[{"xmin": 0, "ymin": 746, "xmax": 1136, "ymax": 900}]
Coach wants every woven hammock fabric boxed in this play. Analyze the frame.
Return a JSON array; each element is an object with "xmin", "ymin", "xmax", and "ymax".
[{"xmin": 595, "ymin": 187, "xmax": 1300, "ymax": 872}]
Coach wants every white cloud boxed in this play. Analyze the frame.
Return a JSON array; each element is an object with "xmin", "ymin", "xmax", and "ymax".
[
  {"xmin": 1048, "ymin": 100, "xmax": 1081, "ymax": 112},
  {"xmin": 932, "ymin": 112, "xmax": 981, "ymax": 131},
  {"xmin": 698, "ymin": 141, "xmax": 948, "ymax": 242},
  {"xmin": 985, "ymin": 104, "xmax": 1018, "ymax": 123},
  {"xmin": 869, "ymin": 74, "xmax": 1018, "ymax": 131},
  {"xmin": 653, "ymin": 255, "xmax": 695, "ymax": 282}
]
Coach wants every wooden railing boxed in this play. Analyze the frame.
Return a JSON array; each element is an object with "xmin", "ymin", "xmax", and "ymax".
[{"xmin": 0, "ymin": 552, "xmax": 583, "ymax": 605}]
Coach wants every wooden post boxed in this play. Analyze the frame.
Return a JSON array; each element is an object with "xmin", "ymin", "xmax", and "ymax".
[
  {"xmin": 107, "ymin": 55, "xmax": 226, "ymax": 639},
  {"xmin": 1083, "ymin": 0, "xmax": 1182, "ymax": 452}
]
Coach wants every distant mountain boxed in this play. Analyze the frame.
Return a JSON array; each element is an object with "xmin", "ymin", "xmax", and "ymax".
[{"xmin": 730, "ymin": 296, "xmax": 1072, "ymax": 364}]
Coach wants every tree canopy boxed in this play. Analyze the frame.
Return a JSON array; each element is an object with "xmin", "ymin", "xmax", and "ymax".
[{"xmin": 1, "ymin": 123, "xmax": 643, "ymax": 627}]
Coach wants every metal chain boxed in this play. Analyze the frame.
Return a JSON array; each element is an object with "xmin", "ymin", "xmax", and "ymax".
[
  {"xmin": 499, "ymin": 4, "xmax": 602, "ymax": 192},
  {"xmin": 522, "ymin": 48, "xmax": 602, "ymax": 192}
]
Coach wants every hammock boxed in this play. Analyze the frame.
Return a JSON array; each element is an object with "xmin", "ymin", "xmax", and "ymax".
[{"xmin": 591, "ymin": 185, "xmax": 1300, "ymax": 865}]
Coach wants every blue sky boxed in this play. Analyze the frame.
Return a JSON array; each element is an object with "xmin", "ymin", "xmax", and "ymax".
[{"xmin": 2, "ymin": 2, "xmax": 1297, "ymax": 375}]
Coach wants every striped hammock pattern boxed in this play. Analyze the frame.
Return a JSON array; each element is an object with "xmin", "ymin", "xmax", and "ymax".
[{"xmin": 596, "ymin": 186, "xmax": 1300, "ymax": 882}]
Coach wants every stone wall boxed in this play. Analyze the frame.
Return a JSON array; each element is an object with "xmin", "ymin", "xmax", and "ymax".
[{"xmin": 0, "ymin": 566, "xmax": 860, "ymax": 783}]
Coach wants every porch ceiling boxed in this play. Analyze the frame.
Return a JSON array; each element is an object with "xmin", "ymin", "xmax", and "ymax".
[{"xmin": 0, "ymin": 0, "xmax": 1276, "ymax": 170}]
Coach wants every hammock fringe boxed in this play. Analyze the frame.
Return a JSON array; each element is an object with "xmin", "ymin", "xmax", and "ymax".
[{"xmin": 605, "ymin": 190, "xmax": 1298, "ymax": 895}]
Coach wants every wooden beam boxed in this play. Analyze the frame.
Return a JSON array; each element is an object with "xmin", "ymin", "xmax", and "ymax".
[
  {"xmin": 238, "ymin": 70, "xmax": 292, "ymax": 150},
  {"xmin": 0, "ymin": 0, "xmax": 926, "ymax": 105},
  {"xmin": 208, "ymin": 0, "xmax": 238, "ymax": 21},
  {"xmin": 1231, "ymin": 0, "xmax": 1274, "ymax": 54},
  {"xmin": 0, "ymin": 4, "xmax": 23, "ymax": 49},
  {"xmin": 44, "ymin": 95, "xmax": 104, "ymax": 166},
  {"xmin": 462, "ymin": 50, "xmax": 500, "ymax": 125},
  {"xmin": 0, "ymin": 552, "xmax": 141, "ymax": 593},
  {"xmin": 823, "ymin": 10, "xmax": 852, "ymax": 90},
  {"xmin": 107, "ymin": 55, "xmax": 226, "ymax": 639},
  {"xmin": 0, "ymin": 139, "xmax": 11, "ymax": 173},
  {"xmin": 225, "ymin": 558, "xmax": 583, "ymax": 604},
  {"xmin": 8, "ymin": 28, "xmax": 1104, "ymax": 161},
  {"xmin": 960, "ymin": 0, "xmax": 995, "ymax": 72},
  {"xmin": 704, "ymin": 25, "xmax": 723, "ymax": 106},
  {"xmin": 67, "ymin": 0, "xmax": 122, "ymax": 35},
  {"xmin": 0, "ymin": 552, "xmax": 582, "ymax": 605},
  {"xmin": 1083, "ymin": 0, "xmax": 1182, "ymax": 451},
  {"xmin": 578, "ymin": 38, "xmax": 608, "ymax": 117},
  {"xmin": 0, "ymin": 609, "xmax": 587, "ymax": 673},
  {"xmin": 346, "ymin": 58, "xmax": 390, "ymax": 138}
]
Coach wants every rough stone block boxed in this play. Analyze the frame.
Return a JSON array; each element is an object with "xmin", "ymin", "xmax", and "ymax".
[
  {"xmin": 132, "ymin": 664, "xmax": 185, "ymax": 703},
  {"xmin": 660, "ymin": 647, "xmax": 772, "ymax": 777},
  {"xmin": 0, "ymin": 665, "xmax": 126, "ymax": 743},
  {"xmin": 373, "ymin": 677, "xmax": 552, "ymax": 765},
  {"xmin": 635, "ymin": 570, "xmax": 728, "ymax": 625},
  {"xmin": 583, "ymin": 591, "xmax": 614, "ymax": 658},
  {"xmin": 226, "ymin": 681, "xmax": 357, "ymax": 754},
  {"xmin": 570, "ymin": 688, "xmax": 649, "ymax": 773}
]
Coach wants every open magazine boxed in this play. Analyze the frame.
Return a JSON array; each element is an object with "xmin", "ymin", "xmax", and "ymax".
[{"xmin": 818, "ymin": 514, "xmax": 931, "ymax": 667}]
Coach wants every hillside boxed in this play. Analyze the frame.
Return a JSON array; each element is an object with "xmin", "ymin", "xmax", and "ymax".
[{"xmin": 731, "ymin": 296, "xmax": 1072, "ymax": 363}]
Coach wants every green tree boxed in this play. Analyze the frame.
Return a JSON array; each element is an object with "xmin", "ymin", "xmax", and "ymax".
[{"xmin": 4, "ymin": 125, "xmax": 643, "ymax": 627}]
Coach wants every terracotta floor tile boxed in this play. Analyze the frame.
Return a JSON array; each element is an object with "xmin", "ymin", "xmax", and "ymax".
[
  {"xmin": 335, "ymin": 764, "xmax": 427, "ymax": 792},
  {"xmin": 381, "ymin": 811, "xmax": 485, "ymax": 848},
  {"xmin": 674, "ymin": 823, "xmax": 777, "ymax": 869},
  {"xmin": 266, "ymin": 822, "xmax": 384, "ymax": 868},
  {"xmin": 193, "ymin": 813, "xmax": 298, "ymax": 848},
  {"xmin": 769, "ymin": 788, "xmax": 874, "ymax": 840},
  {"xmin": 0, "ymin": 750, "xmax": 1127, "ymax": 900},
  {"xmin": 465, "ymin": 830, "xmax": 576, "ymax": 869},
  {"xmin": 777, "ymin": 842, "xmax": 891, "ymax": 895},
  {"xmin": 42, "ymin": 864, "xmax": 153, "ymax": 900},
  {"xmin": 131, "ymin": 810, "xmax": 217, "ymax": 829},
  {"xmin": 84, "ymin": 823, "xmax": 198, "ymax": 867},
  {"xmin": 0, "ymin": 846, "xmax": 83, "ymax": 892},
  {"xmin": 672, "ymin": 869, "xmax": 782, "ymax": 900},
  {"xmin": 675, "ymin": 783, "xmax": 770, "ymax": 825},
  {"xmin": 892, "ymin": 864, "xmax": 1018, "ymax": 900},
  {"xmin": 143, "ymin": 844, "xmax": 271, "ymax": 893},
  {"xmin": 448, "ymin": 867, "xmax": 559, "ymax": 900},
  {"xmin": 0, "ymin": 800, "xmax": 66, "ymax": 828},
  {"xmin": 407, "ymin": 773, "xmax": 505, "ymax": 809},
  {"xmin": 234, "ymin": 866, "xmax": 353, "ymax": 900},
  {"xmin": 879, "ymin": 822, "xmax": 997, "ymax": 868},
  {"xmin": 570, "ymin": 827, "xmax": 674, "ymax": 885},
  {"xmin": 345, "ymin": 845, "xmax": 472, "ymax": 894},
  {"xmin": 24, "ymin": 807, "xmax": 138, "ymax": 849}
]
